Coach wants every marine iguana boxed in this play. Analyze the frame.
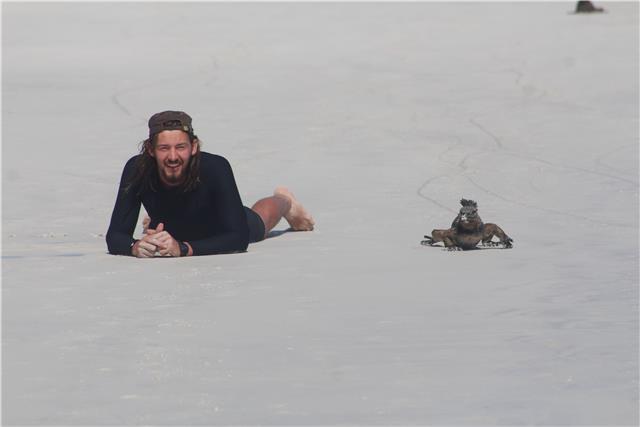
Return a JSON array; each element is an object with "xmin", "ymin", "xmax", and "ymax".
[{"xmin": 422, "ymin": 199, "xmax": 513, "ymax": 251}]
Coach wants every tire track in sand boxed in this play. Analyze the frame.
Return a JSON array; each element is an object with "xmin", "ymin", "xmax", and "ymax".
[{"xmin": 464, "ymin": 119, "xmax": 636, "ymax": 229}]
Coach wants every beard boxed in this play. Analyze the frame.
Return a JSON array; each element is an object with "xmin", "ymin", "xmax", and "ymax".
[{"xmin": 160, "ymin": 160, "xmax": 188, "ymax": 186}]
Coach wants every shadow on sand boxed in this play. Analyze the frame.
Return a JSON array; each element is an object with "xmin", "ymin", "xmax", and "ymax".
[
  {"xmin": 266, "ymin": 228, "xmax": 293, "ymax": 239},
  {"xmin": 421, "ymin": 243, "xmax": 511, "ymax": 251}
]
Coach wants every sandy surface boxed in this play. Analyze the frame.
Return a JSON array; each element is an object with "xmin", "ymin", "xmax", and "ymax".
[{"xmin": 2, "ymin": 2, "xmax": 638, "ymax": 425}]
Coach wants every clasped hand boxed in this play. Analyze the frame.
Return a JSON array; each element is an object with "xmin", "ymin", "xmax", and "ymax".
[{"xmin": 132, "ymin": 222, "xmax": 180, "ymax": 258}]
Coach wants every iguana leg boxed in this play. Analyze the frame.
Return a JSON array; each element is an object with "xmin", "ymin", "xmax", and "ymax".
[
  {"xmin": 444, "ymin": 236, "xmax": 462, "ymax": 251},
  {"xmin": 481, "ymin": 223, "xmax": 513, "ymax": 248},
  {"xmin": 422, "ymin": 229, "xmax": 464, "ymax": 251},
  {"xmin": 422, "ymin": 229, "xmax": 445, "ymax": 246},
  {"xmin": 438, "ymin": 230, "xmax": 460, "ymax": 250}
]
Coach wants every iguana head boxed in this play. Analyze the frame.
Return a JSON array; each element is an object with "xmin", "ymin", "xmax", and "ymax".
[{"xmin": 457, "ymin": 199, "xmax": 481, "ymax": 230}]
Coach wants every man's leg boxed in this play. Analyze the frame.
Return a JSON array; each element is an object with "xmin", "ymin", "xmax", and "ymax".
[
  {"xmin": 251, "ymin": 187, "xmax": 315, "ymax": 237},
  {"xmin": 142, "ymin": 187, "xmax": 315, "ymax": 240}
]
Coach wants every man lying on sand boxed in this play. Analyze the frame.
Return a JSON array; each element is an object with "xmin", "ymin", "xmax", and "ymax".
[{"xmin": 106, "ymin": 110, "xmax": 314, "ymax": 258}]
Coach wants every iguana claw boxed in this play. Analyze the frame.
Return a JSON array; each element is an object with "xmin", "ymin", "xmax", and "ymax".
[{"xmin": 421, "ymin": 236, "xmax": 435, "ymax": 246}]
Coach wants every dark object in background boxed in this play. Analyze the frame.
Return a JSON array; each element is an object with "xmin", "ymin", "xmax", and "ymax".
[{"xmin": 575, "ymin": 1, "xmax": 604, "ymax": 13}]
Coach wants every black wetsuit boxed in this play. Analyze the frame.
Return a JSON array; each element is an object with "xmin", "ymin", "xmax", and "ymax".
[{"xmin": 106, "ymin": 152, "xmax": 265, "ymax": 256}]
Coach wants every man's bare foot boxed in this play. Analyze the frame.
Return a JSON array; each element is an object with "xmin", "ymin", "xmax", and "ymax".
[{"xmin": 274, "ymin": 187, "xmax": 315, "ymax": 231}]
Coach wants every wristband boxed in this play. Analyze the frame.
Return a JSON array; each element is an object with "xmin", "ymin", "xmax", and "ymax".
[{"xmin": 179, "ymin": 241, "xmax": 189, "ymax": 257}]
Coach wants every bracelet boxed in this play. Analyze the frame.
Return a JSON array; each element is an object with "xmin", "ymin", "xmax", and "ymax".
[{"xmin": 179, "ymin": 241, "xmax": 189, "ymax": 257}]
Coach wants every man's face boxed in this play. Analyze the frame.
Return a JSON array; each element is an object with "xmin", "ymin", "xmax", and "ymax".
[{"xmin": 150, "ymin": 130, "xmax": 198, "ymax": 187}]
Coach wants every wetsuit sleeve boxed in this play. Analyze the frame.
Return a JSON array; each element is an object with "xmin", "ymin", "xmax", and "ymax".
[
  {"xmin": 106, "ymin": 157, "xmax": 142, "ymax": 255},
  {"xmin": 187, "ymin": 157, "xmax": 250, "ymax": 256}
]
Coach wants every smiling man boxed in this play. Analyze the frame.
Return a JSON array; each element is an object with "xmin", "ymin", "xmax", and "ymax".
[{"xmin": 106, "ymin": 110, "xmax": 314, "ymax": 258}]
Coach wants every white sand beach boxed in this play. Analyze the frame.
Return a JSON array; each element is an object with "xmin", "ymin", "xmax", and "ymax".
[{"xmin": 2, "ymin": 2, "xmax": 638, "ymax": 425}]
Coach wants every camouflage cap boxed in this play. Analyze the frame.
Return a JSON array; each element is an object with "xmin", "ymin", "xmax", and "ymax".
[{"xmin": 148, "ymin": 111, "xmax": 194, "ymax": 138}]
